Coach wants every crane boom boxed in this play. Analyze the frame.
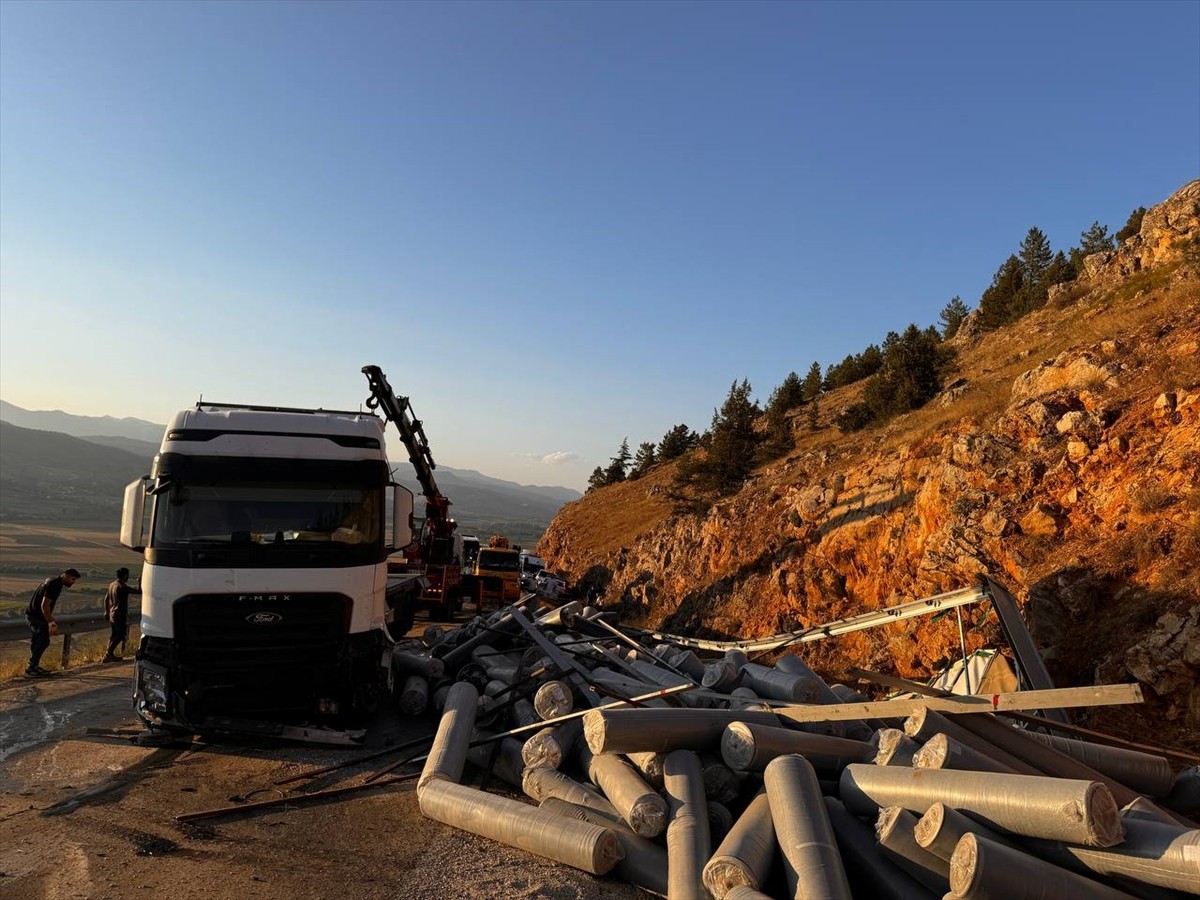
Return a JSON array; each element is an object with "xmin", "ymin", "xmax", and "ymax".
[{"xmin": 361, "ymin": 365, "xmax": 452, "ymax": 532}]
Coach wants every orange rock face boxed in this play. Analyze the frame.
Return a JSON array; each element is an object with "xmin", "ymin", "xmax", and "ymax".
[{"xmin": 540, "ymin": 182, "xmax": 1200, "ymax": 748}]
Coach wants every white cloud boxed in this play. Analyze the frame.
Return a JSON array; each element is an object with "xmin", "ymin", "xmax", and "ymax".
[{"xmin": 541, "ymin": 451, "xmax": 579, "ymax": 465}]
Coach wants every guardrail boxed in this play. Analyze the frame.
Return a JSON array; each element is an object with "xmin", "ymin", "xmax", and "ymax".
[{"xmin": 0, "ymin": 609, "xmax": 142, "ymax": 669}]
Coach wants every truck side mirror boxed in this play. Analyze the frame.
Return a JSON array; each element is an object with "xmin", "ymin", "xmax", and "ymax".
[
  {"xmin": 120, "ymin": 477, "xmax": 151, "ymax": 551},
  {"xmin": 389, "ymin": 484, "xmax": 414, "ymax": 551}
]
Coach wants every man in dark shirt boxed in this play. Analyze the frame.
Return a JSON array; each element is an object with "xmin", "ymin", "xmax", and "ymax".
[
  {"xmin": 103, "ymin": 567, "xmax": 140, "ymax": 662},
  {"xmin": 25, "ymin": 568, "xmax": 80, "ymax": 676}
]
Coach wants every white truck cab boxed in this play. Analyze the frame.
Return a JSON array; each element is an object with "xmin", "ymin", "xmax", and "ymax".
[{"xmin": 120, "ymin": 402, "xmax": 414, "ymax": 736}]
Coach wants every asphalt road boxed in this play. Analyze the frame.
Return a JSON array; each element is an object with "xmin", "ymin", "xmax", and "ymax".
[{"xmin": 0, "ymin": 653, "xmax": 647, "ymax": 899}]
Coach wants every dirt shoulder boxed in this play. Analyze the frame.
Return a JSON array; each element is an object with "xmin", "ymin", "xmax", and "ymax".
[{"xmin": 0, "ymin": 662, "xmax": 647, "ymax": 900}]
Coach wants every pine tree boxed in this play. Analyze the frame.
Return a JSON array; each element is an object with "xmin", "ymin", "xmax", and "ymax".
[
  {"xmin": 1079, "ymin": 220, "xmax": 1115, "ymax": 254},
  {"xmin": 586, "ymin": 467, "xmax": 607, "ymax": 492},
  {"xmin": 658, "ymin": 424, "xmax": 698, "ymax": 461},
  {"xmin": 604, "ymin": 438, "xmax": 631, "ymax": 484},
  {"xmin": 628, "ymin": 442, "xmax": 657, "ymax": 480},
  {"xmin": 761, "ymin": 372, "xmax": 802, "ymax": 461},
  {"xmin": 1019, "ymin": 227, "xmax": 1054, "ymax": 288},
  {"xmin": 938, "ymin": 296, "xmax": 970, "ymax": 339},
  {"xmin": 802, "ymin": 361, "xmax": 822, "ymax": 401},
  {"xmin": 674, "ymin": 380, "xmax": 759, "ymax": 497},
  {"xmin": 806, "ymin": 395, "xmax": 820, "ymax": 430},
  {"xmin": 978, "ymin": 254, "xmax": 1024, "ymax": 329},
  {"xmin": 1115, "ymin": 206, "xmax": 1147, "ymax": 243}
]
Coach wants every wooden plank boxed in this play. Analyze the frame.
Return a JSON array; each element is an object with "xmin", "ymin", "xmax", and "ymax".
[
  {"xmin": 772, "ymin": 684, "xmax": 1143, "ymax": 724},
  {"xmin": 849, "ymin": 666, "xmax": 1200, "ymax": 767}
]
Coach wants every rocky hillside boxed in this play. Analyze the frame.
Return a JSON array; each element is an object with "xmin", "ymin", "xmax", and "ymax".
[{"xmin": 540, "ymin": 179, "xmax": 1200, "ymax": 748}]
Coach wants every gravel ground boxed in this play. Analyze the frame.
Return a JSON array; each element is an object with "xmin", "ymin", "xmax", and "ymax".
[{"xmin": 0, "ymin": 663, "xmax": 649, "ymax": 900}]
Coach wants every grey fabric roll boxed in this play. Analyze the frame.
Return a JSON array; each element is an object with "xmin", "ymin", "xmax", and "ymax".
[
  {"xmin": 765, "ymin": 754, "xmax": 851, "ymax": 900},
  {"xmin": 875, "ymin": 806, "xmax": 951, "ymax": 894},
  {"xmin": 540, "ymin": 797, "xmax": 668, "ymax": 895},
  {"xmin": 740, "ymin": 662, "xmax": 822, "ymax": 703},
  {"xmin": 418, "ymin": 682, "xmax": 478, "ymax": 794},
  {"xmin": 700, "ymin": 752, "xmax": 743, "ymax": 805},
  {"xmin": 702, "ymin": 790, "xmax": 776, "ymax": 900},
  {"xmin": 948, "ymin": 832, "xmax": 1137, "ymax": 900},
  {"xmin": 521, "ymin": 716, "xmax": 583, "ymax": 770},
  {"xmin": 533, "ymin": 679, "xmax": 575, "ymax": 719},
  {"xmin": 626, "ymin": 750, "xmax": 667, "ymax": 788},
  {"xmin": 419, "ymin": 779, "xmax": 622, "ymax": 876},
  {"xmin": 875, "ymin": 728, "xmax": 923, "ymax": 766},
  {"xmin": 465, "ymin": 735, "xmax": 525, "ymax": 788},
  {"xmin": 913, "ymin": 802, "xmax": 1022, "ymax": 860},
  {"xmin": 586, "ymin": 750, "xmax": 668, "ymax": 838},
  {"xmin": 824, "ymin": 797, "xmax": 937, "ymax": 900},
  {"xmin": 721, "ymin": 721, "xmax": 873, "ymax": 774},
  {"xmin": 664, "ymin": 749, "xmax": 712, "ymax": 900},
  {"xmin": 913, "ymin": 732, "xmax": 1020, "ymax": 774},
  {"xmin": 398, "ymin": 674, "xmax": 430, "ymax": 716},
  {"xmin": 520, "ymin": 765, "xmax": 618, "ymax": 816},
  {"xmin": 1021, "ymin": 818, "xmax": 1200, "ymax": 894},
  {"xmin": 583, "ymin": 707, "xmax": 781, "ymax": 754},
  {"xmin": 1025, "ymin": 733, "xmax": 1174, "ymax": 799},
  {"xmin": 840, "ymin": 764, "xmax": 1125, "ymax": 847}
]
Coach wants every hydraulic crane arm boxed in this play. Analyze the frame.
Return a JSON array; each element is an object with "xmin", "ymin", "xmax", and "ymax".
[{"xmin": 362, "ymin": 365, "xmax": 452, "ymax": 532}]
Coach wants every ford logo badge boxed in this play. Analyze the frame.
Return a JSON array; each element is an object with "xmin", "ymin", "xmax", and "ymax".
[{"xmin": 246, "ymin": 612, "xmax": 283, "ymax": 625}]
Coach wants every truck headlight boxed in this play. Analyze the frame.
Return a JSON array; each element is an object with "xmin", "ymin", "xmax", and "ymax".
[{"xmin": 137, "ymin": 662, "xmax": 169, "ymax": 714}]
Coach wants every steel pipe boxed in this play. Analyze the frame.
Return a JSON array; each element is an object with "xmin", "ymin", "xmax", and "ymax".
[
  {"xmin": 664, "ymin": 749, "xmax": 712, "ymax": 900},
  {"xmin": 702, "ymin": 791, "xmax": 776, "ymax": 899},
  {"xmin": 721, "ymin": 721, "xmax": 874, "ymax": 774},
  {"xmin": 418, "ymin": 682, "xmax": 478, "ymax": 794},
  {"xmin": 764, "ymin": 755, "xmax": 851, "ymax": 900},
  {"xmin": 875, "ymin": 806, "xmax": 951, "ymax": 893},
  {"xmin": 418, "ymin": 779, "xmax": 622, "ymax": 876},
  {"xmin": 539, "ymin": 797, "xmax": 669, "ymax": 895},
  {"xmin": 948, "ymin": 832, "xmax": 1137, "ymax": 899},
  {"xmin": 583, "ymin": 707, "xmax": 781, "ymax": 754},
  {"xmin": 839, "ymin": 764, "xmax": 1125, "ymax": 847}
]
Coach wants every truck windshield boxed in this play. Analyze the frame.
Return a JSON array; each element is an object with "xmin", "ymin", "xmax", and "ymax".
[
  {"xmin": 477, "ymin": 550, "xmax": 520, "ymax": 571},
  {"xmin": 153, "ymin": 481, "xmax": 381, "ymax": 547}
]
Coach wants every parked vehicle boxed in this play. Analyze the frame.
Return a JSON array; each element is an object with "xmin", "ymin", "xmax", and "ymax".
[
  {"xmin": 519, "ymin": 552, "xmax": 546, "ymax": 590},
  {"xmin": 534, "ymin": 569, "xmax": 566, "ymax": 600}
]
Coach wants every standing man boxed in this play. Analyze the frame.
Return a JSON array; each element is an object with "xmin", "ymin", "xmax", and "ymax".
[
  {"xmin": 103, "ymin": 567, "xmax": 140, "ymax": 663},
  {"xmin": 25, "ymin": 568, "xmax": 80, "ymax": 676}
]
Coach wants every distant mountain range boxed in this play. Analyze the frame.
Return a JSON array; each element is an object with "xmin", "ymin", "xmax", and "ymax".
[{"xmin": 0, "ymin": 401, "xmax": 579, "ymax": 540}]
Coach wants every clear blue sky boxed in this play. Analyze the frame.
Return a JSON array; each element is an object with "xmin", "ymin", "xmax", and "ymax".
[{"xmin": 2, "ymin": 1, "xmax": 1197, "ymax": 491}]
